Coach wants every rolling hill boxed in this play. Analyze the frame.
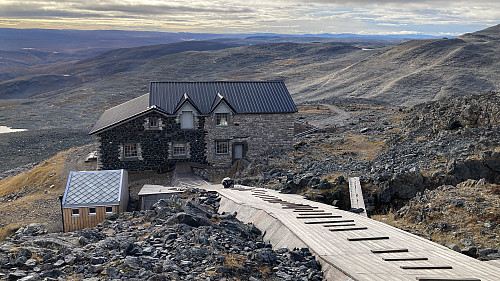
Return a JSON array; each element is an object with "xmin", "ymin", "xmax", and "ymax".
[{"xmin": 293, "ymin": 24, "xmax": 500, "ymax": 105}]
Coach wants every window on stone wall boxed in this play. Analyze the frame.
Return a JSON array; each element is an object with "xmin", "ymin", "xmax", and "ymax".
[
  {"xmin": 149, "ymin": 117, "xmax": 159, "ymax": 127},
  {"xmin": 216, "ymin": 140, "xmax": 229, "ymax": 154},
  {"xmin": 123, "ymin": 143, "xmax": 138, "ymax": 158},
  {"xmin": 180, "ymin": 111, "xmax": 194, "ymax": 129},
  {"xmin": 216, "ymin": 113, "xmax": 229, "ymax": 126},
  {"xmin": 173, "ymin": 142, "xmax": 187, "ymax": 157}
]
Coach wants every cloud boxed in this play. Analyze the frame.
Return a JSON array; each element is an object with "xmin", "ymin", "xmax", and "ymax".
[{"xmin": 0, "ymin": 0, "xmax": 498, "ymax": 35}]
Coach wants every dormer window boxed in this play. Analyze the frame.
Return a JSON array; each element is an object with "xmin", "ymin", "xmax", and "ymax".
[
  {"xmin": 180, "ymin": 111, "xmax": 194, "ymax": 129},
  {"xmin": 216, "ymin": 113, "xmax": 229, "ymax": 126},
  {"xmin": 149, "ymin": 117, "xmax": 158, "ymax": 127}
]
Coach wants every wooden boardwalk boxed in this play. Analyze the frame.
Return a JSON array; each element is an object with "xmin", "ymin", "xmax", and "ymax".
[
  {"xmin": 201, "ymin": 184, "xmax": 498, "ymax": 281},
  {"xmin": 348, "ymin": 177, "xmax": 367, "ymax": 217}
]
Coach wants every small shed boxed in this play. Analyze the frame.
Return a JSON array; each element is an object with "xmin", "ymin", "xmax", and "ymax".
[
  {"xmin": 138, "ymin": 184, "xmax": 184, "ymax": 210},
  {"xmin": 62, "ymin": 170, "xmax": 128, "ymax": 232}
]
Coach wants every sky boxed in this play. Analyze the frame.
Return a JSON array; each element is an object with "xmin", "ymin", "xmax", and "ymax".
[{"xmin": 0, "ymin": 0, "xmax": 499, "ymax": 36}]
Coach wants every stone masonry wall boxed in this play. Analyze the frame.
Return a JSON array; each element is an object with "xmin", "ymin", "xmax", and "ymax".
[
  {"xmin": 205, "ymin": 113, "xmax": 295, "ymax": 167},
  {"xmin": 97, "ymin": 112, "xmax": 207, "ymax": 171}
]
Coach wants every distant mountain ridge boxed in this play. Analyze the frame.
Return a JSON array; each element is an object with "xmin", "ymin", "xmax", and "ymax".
[{"xmin": 0, "ymin": 28, "xmax": 442, "ymax": 52}]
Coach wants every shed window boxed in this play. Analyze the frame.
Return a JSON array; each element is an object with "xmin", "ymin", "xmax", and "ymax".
[
  {"xmin": 89, "ymin": 208, "xmax": 96, "ymax": 216},
  {"xmin": 123, "ymin": 143, "xmax": 138, "ymax": 158},
  {"xmin": 216, "ymin": 113, "xmax": 229, "ymax": 126},
  {"xmin": 173, "ymin": 143, "xmax": 187, "ymax": 156},
  {"xmin": 216, "ymin": 140, "xmax": 229, "ymax": 154},
  {"xmin": 71, "ymin": 209, "xmax": 79, "ymax": 217},
  {"xmin": 105, "ymin": 206, "xmax": 113, "ymax": 214}
]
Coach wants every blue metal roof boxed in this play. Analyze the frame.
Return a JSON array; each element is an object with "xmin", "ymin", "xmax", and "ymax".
[
  {"xmin": 89, "ymin": 81, "xmax": 297, "ymax": 134},
  {"xmin": 89, "ymin": 94, "xmax": 150, "ymax": 134},
  {"xmin": 149, "ymin": 81, "xmax": 297, "ymax": 114},
  {"xmin": 62, "ymin": 170, "xmax": 125, "ymax": 207}
]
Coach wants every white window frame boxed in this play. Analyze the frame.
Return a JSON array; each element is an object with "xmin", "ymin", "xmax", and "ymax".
[
  {"xmin": 89, "ymin": 207, "xmax": 96, "ymax": 216},
  {"xmin": 71, "ymin": 209, "xmax": 79, "ymax": 217},
  {"xmin": 149, "ymin": 117, "xmax": 159, "ymax": 127},
  {"xmin": 215, "ymin": 113, "xmax": 229, "ymax": 126},
  {"xmin": 105, "ymin": 206, "xmax": 113, "ymax": 214},
  {"xmin": 215, "ymin": 140, "xmax": 229, "ymax": 155},
  {"xmin": 172, "ymin": 142, "xmax": 187, "ymax": 157},
  {"xmin": 123, "ymin": 143, "xmax": 138, "ymax": 158}
]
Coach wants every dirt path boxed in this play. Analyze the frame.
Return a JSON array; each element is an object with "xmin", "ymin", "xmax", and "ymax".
[{"xmin": 308, "ymin": 103, "xmax": 351, "ymax": 128}]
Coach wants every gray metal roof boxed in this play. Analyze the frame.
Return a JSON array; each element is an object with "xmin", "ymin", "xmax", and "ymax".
[
  {"xmin": 62, "ymin": 170, "xmax": 125, "ymax": 207},
  {"xmin": 89, "ymin": 81, "xmax": 297, "ymax": 134},
  {"xmin": 89, "ymin": 94, "xmax": 150, "ymax": 134},
  {"xmin": 149, "ymin": 81, "xmax": 297, "ymax": 114}
]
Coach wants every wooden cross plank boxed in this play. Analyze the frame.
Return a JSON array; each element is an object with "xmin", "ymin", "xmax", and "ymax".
[
  {"xmin": 348, "ymin": 236, "xmax": 389, "ymax": 241},
  {"xmin": 383, "ymin": 257, "xmax": 428, "ymax": 261},
  {"xmin": 417, "ymin": 277, "xmax": 481, "ymax": 281},
  {"xmin": 297, "ymin": 215, "xmax": 342, "ymax": 219},
  {"xmin": 305, "ymin": 220, "xmax": 354, "ymax": 225},
  {"xmin": 371, "ymin": 249, "xmax": 408, "ymax": 253},
  {"xmin": 401, "ymin": 265, "xmax": 453, "ymax": 270},
  {"xmin": 329, "ymin": 227, "xmax": 368, "ymax": 232}
]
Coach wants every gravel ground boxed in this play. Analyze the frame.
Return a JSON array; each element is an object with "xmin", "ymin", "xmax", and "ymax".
[{"xmin": 0, "ymin": 129, "xmax": 93, "ymax": 175}]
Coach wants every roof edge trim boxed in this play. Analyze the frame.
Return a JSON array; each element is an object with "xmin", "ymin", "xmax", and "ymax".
[{"xmin": 89, "ymin": 107, "xmax": 169, "ymax": 135}]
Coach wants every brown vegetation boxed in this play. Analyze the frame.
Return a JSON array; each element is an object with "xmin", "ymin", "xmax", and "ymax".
[
  {"xmin": 372, "ymin": 180, "xmax": 500, "ymax": 251},
  {"xmin": 0, "ymin": 148, "xmax": 74, "ymax": 241}
]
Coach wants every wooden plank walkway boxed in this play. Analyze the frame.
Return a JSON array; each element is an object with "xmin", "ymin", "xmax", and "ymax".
[
  {"xmin": 348, "ymin": 177, "xmax": 367, "ymax": 217},
  {"xmin": 201, "ymin": 184, "xmax": 498, "ymax": 281}
]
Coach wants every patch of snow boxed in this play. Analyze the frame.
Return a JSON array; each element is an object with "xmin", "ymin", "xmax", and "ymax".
[{"xmin": 0, "ymin": 126, "xmax": 27, "ymax": 133}]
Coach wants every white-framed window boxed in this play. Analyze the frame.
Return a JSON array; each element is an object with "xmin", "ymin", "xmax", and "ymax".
[
  {"xmin": 149, "ymin": 117, "xmax": 159, "ymax": 127},
  {"xmin": 216, "ymin": 140, "xmax": 229, "ymax": 155},
  {"xmin": 105, "ymin": 206, "xmax": 113, "ymax": 214},
  {"xmin": 71, "ymin": 209, "xmax": 79, "ymax": 217},
  {"xmin": 173, "ymin": 142, "xmax": 187, "ymax": 157},
  {"xmin": 216, "ymin": 113, "xmax": 229, "ymax": 126},
  {"xmin": 123, "ymin": 143, "xmax": 138, "ymax": 158},
  {"xmin": 89, "ymin": 208, "xmax": 96, "ymax": 216}
]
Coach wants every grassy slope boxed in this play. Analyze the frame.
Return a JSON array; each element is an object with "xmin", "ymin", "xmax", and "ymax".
[{"xmin": 0, "ymin": 148, "xmax": 72, "ymax": 240}]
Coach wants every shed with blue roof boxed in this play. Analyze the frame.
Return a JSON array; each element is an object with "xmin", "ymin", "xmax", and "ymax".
[{"xmin": 62, "ymin": 170, "xmax": 128, "ymax": 232}]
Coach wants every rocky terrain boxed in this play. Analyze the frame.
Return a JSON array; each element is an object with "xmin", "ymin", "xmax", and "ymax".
[
  {"xmin": 373, "ymin": 179, "xmax": 499, "ymax": 261},
  {"xmin": 0, "ymin": 189, "xmax": 324, "ymax": 281}
]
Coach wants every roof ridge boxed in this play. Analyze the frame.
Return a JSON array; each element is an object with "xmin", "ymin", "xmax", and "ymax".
[{"xmin": 149, "ymin": 80, "xmax": 285, "ymax": 83}]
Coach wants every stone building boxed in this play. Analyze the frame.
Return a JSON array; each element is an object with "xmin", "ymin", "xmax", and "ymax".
[{"xmin": 89, "ymin": 81, "xmax": 297, "ymax": 170}]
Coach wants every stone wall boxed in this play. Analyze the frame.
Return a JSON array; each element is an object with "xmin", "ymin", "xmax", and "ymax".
[
  {"xmin": 97, "ymin": 112, "xmax": 207, "ymax": 171},
  {"xmin": 205, "ymin": 113, "xmax": 295, "ymax": 167},
  {"xmin": 96, "ymin": 111, "xmax": 295, "ymax": 170}
]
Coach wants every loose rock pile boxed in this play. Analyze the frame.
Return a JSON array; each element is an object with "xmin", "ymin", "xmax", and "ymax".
[{"xmin": 0, "ymin": 189, "xmax": 324, "ymax": 280}]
